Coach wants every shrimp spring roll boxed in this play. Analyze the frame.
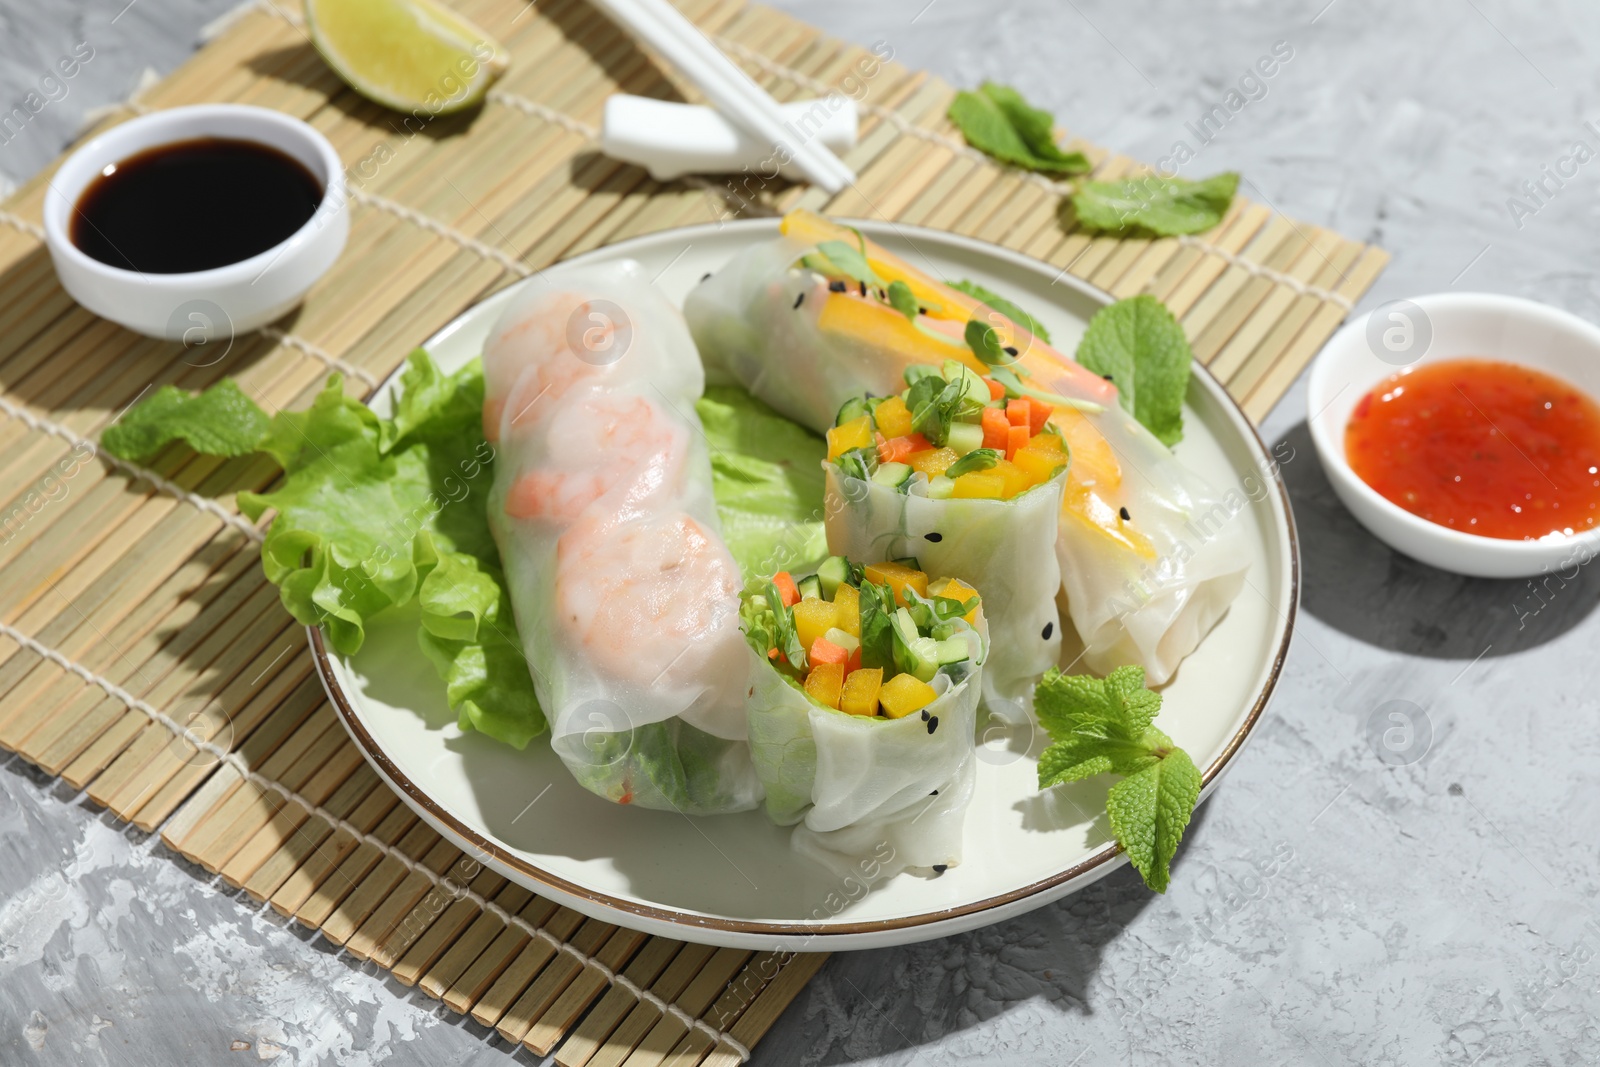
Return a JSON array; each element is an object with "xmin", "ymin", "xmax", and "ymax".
[
  {"xmin": 686, "ymin": 209, "xmax": 1247, "ymax": 684},
  {"xmin": 484, "ymin": 261, "xmax": 761, "ymax": 815},
  {"xmin": 821, "ymin": 360, "xmax": 1066, "ymax": 714},
  {"xmin": 741, "ymin": 557, "xmax": 987, "ymax": 877}
]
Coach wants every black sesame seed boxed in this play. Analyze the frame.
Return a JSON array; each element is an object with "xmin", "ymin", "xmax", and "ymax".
[
  {"xmin": 828, "ymin": 280, "xmax": 848, "ymax": 293},
  {"xmin": 701, "ymin": 272, "xmax": 712, "ymax": 282},
  {"xmin": 1119, "ymin": 506, "xmax": 1131, "ymax": 522},
  {"xmin": 1102, "ymin": 373, "xmax": 1115, "ymax": 381},
  {"xmin": 924, "ymin": 532, "xmax": 943, "ymax": 543},
  {"xmin": 926, "ymin": 716, "xmax": 939, "ymax": 734},
  {"xmin": 932, "ymin": 864, "xmax": 947, "ymax": 874},
  {"xmin": 1042, "ymin": 621, "xmax": 1054, "ymax": 640},
  {"xmin": 920, "ymin": 709, "xmax": 930, "ymax": 721},
  {"xmin": 793, "ymin": 291, "xmax": 805, "ymax": 309},
  {"xmin": 858, "ymin": 281, "xmax": 867, "ymax": 297},
  {"xmin": 1003, "ymin": 345, "xmax": 1018, "ymax": 356},
  {"xmin": 929, "ymin": 789, "xmax": 939, "ymax": 796},
  {"xmin": 918, "ymin": 306, "xmax": 928, "ymax": 314}
]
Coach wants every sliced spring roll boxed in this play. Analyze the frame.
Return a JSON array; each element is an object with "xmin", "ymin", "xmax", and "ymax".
[
  {"xmin": 484, "ymin": 261, "xmax": 761, "ymax": 815},
  {"xmin": 686, "ymin": 209, "xmax": 1247, "ymax": 684},
  {"xmin": 741, "ymin": 558, "xmax": 987, "ymax": 877},
  {"xmin": 821, "ymin": 360, "xmax": 1065, "ymax": 714}
]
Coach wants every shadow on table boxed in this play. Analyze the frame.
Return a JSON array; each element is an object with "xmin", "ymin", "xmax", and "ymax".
[
  {"xmin": 759, "ymin": 811, "xmax": 1213, "ymax": 1063},
  {"xmin": 1275, "ymin": 420, "xmax": 1597, "ymax": 658}
]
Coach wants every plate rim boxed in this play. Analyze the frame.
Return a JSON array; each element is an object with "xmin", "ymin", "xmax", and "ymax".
[{"xmin": 311, "ymin": 216, "xmax": 1301, "ymax": 947}]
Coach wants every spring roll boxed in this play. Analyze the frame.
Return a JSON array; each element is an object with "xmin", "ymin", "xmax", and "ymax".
[
  {"xmin": 740, "ymin": 558, "xmax": 987, "ymax": 877},
  {"xmin": 483, "ymin": 261, "xmax": 761, "ymax": 815},
  {"xmin": 820, "ymin": 361, "xmax": 1065, "ymax": 714},
  {"xmin": 686, "ymin": 210, "xmax": 1247, "ymax": 684}
]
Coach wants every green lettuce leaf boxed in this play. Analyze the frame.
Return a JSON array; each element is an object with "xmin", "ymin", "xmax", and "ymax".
[
  {"xmin": 696, "ymin": 385, "xmax": 828, "ymax": 582},
  {"xmin": 1075, "ymin": 295, "xmax": 1192, "ymax": 447},
  {"xmin": 1072, "ymin": 171, "xmax": 1238, "ymax": 236},
  {"xmin": 947, "ymin": 82, "xmax": 1091, "ymax": 175},
  {"xmin": 101, "ymin": 380, "xmax": 271, "ymax": 461}
]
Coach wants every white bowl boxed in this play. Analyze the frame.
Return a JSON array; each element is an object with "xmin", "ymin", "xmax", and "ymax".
[
  {"xmin": 43, "ymin": 103, "xmax": 347, "ymax": 341},
  {"xmin": 1308, "ymin": 292, "xmax": 1600, "ymax": 579}
]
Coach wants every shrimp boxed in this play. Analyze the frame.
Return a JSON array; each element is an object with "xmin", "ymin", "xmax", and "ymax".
[
  {"xmin": 502, "ymin": 393, "xmax": 689, "ymax": 523},
  {"xmin": 553, "ymin": 510, "xmax": 746, "ymax": 693},
  {"xmin": 481, "ymin": 290, "xmax": 635, "ymax": 442}
]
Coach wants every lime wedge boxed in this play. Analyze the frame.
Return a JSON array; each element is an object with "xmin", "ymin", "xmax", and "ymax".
[{"xmin": 306, "ymin": 0, "xmax": 509, "ymax": 115}]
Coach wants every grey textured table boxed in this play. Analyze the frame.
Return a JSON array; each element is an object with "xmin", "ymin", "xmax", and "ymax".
[{"xmin": 4, "ymin": 1, "xmax": 1598, "ymax": 1064}]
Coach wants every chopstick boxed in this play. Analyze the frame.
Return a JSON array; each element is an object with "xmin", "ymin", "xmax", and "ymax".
[{"xmin": 587, "ymin": 0, "xmax": 857, "ymax": 193}]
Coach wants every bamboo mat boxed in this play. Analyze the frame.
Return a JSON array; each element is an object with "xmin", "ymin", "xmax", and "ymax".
[{"xmin": 0, "ymin": 0, "xmax": 1386, "ymax": 1060}]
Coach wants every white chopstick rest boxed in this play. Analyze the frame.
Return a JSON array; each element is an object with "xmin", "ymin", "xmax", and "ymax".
[{"xmin": 601, "ymin": 94, "xmax": 858, "ymax": 182}]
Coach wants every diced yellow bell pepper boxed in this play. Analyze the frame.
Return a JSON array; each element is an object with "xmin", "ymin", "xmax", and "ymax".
[
  {"xmin": 804, "ymin": 662, "xmax": 845, "ymax": 709},
  {"xmin": 992, "ymin": 458, "xmax": 1032, "ymax": 499},
  {"xmin": 951, "ymin": 470, "xmax": 1006, "ymax": 499},
  {"xmin": 793, "ymin": 597, "xmax": 837, "ymax": 652},
  {"xmin": 1013, "ymin": 435, "xmax": 1068, "ymax": 486},
  {"xmin": 863, "ymin": 561, "xmax": 929, "ymax": 605},
  {"xmin": 906, "ymin": 447, "xmax": 959, "ymax": 479},
  {"xmin": 928, "ymin": 577, "xmax": 980, "ymax": 624},
  {"xmin": 815, "ymin": 292, "xmax": 983, "ymax": 378},
  {"xmin": 878, "ymin": 672, "xmax": 937, "ymax": 719},
  {"xmin": 831, "ymin": 583, "xmax": 860, "ymax": 637},
  {"xmin": 1062, "ymin": 482, "xmax": 1157, "ymax": 558},
  {"xmin": 827, "ymin": 415, "xmax": 874, "ymax": 460},
  {"xmin": 1053, "ymin": 407, "xmax": 1120, "ymax": 490},
  {"xmin": 874, "ymin": 395, "xmax": 914, "ymax": 439},
  {"xmin": 839, "ymin": 667, "xmax": 883, "ymax": 716}
]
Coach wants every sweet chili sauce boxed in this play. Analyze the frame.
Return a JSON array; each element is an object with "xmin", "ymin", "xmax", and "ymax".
[{"xmin": 1345, "ymin": 358, "xmax": 1600, "ymax": 540}]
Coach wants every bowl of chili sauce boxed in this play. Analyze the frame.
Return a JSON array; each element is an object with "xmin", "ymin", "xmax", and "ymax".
[{"xmin": 1308, "ymin": 293, "xmax": 1600, "ymax": 578}]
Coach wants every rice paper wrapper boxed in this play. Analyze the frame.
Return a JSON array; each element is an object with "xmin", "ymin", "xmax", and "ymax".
[
  {"xmin": 823, "ymin": 465, "xmax": 1063, "ymax": 717},
  {"xmin": 685, "ymin": 237, "xmax": 953, "ymax": 433},
  {"xmin": 485, "ymin": 260, "xmax": 762, "ymax": 815},
  {"xmin": 745, "ymin": 628, "xmax": 984, "ymax": 878},
  {"xmin": 1058, "ymin": 401, "xmax": 1249, "ymax": 686}
]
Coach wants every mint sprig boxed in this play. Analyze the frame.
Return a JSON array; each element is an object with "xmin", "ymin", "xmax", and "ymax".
[
  {"xmin": 1072, "ymin": 172, "xmax": 1238, "ymax": 237},
  {"xmin": 947, "ymin": 83, "xmax": 1090, "ymax": 175},
  {"xmin": 1075, "ymin": 295, "xmax": 1192, "ymax": 447},
  {"xmin": 1035, "ymin": 665, "xmax": 1202, "ymax": 893},
  {"xmin": 101, "ymin": 379, "xmax": 271, "ymax": 461},
  {"xmin": 948, "ymin": 279, "xmax": 1052, "ymax": 343}
]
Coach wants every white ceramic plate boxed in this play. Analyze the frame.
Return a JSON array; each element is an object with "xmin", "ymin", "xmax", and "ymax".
[{"xmin": 313, "ymin": 219, "xmax": 1298, "ymax": 951}]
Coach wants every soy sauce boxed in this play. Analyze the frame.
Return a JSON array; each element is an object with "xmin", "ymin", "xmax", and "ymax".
[{"xmin": 71, "ymin": 137, "xmax": 323, "ymax": 273}]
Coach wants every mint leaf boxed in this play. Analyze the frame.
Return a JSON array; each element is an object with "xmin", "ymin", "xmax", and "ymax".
[
  {"xmin": 886, "ymin": 279, "xmax": 919, "ymax": 322},
  {"xmin": 814, "ymin": 239, "xmax": 883, "ymax": 288},
  {"xmin": 947, "ymin": 83, "xmax": 1090, "ymax": 175},
  {"xmin": 1075, "ymin": 295, "xmax": 1191, "ymax": 447},
  {"xmin": 101, "ymin": 380, "xmax": 271, "ymax": 461},
  {"xmin": 948, "ymin": 280, "xmax": 1052, "ymax": 343},
  {"xmin": 1034, "ymin": 665, "xmax": 1201, "ymax": 892},
  {"xmin": 1106, "ymin": 740, "xmax": 1200, "ymax": 893},
  {"xmin": 1072, "ymin": 171, "xmax": 1237, "ymax": 236}
]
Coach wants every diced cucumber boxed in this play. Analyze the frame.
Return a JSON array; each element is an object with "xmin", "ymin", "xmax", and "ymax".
[
  {"xmin": 872, "ymin": 462, "xmax": 914, "ymax": 489},
  {"xmin": 928, "ymin": 475, "xmax": 955, "ymax": 500},
  {"xmin": 796, "ymin": 574, "xmax": 823, "ymax": 601},
  {"xmin": 936, "ymin": 636, "xmax": 971, "ymax": 665},
  {"xmin": 834, "ymin": 395, "xmax": 870, "ymax": 427},
  {"xmin": 946, "ymin": 421, "xmax": 984, "ymax": 456},
  {"xmin": 941, "ymin": 359, "xmax": 990, "ymax": 403},
  {"xmin": 823, "ymin": 627, "xmax": 860, "ymax": 653},
  {"xmin": 890, "ymin": 607, "xmax": 941, "ymax": 681},
  {"xmin": 892, "ymin": 556, "xmax": 922, "ymax": 571},
  {"xmin": 816, "ymin": 555, "xmax": 851, "ymax": 599}
]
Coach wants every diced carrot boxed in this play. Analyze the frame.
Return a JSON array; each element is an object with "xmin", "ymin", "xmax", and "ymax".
[
  {"xmin": 981, "ymin": 407, "xmax": 1010, "ymax": 451},
  {"xmin": 1006, "ymin": 398, "xmax": 1031, "ymax": 429},
  {"xmin": 1027, "ymin": 396, "xmax": 1054, "ymax": 434},
  {"xmin": 810, "ymin": 637, "xmax": 848, "ymax": 665},
  {"xmin": 983, "ymin": 377, "xmax": 1006, "ymax": 401},
  {"xmin": 772, "ymin": 571, "xmax": 800, "ymax": 607},
  {"xmin": 768, "ymin": 647, "xmax": 781, "ymax": 660},
  {"xmin": 878, "ymin": 432, "xmax": 932, "ymax": 464},
  {"xmin": 1006, "ymin": 423, "xmax": 1030, "ymax": 461}
]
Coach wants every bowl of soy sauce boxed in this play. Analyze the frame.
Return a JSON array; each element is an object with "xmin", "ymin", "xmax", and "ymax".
[{"xmin": 43, "ymin": 103, "xmax": 347, "ymax": 342}]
